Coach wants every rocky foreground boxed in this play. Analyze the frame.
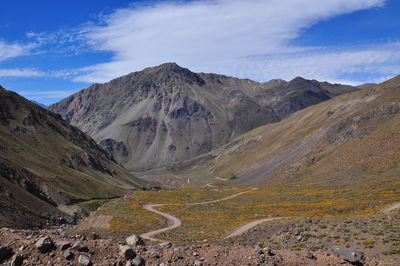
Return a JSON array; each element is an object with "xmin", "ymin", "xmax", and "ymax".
[{"xmin": 0, "ymin": 228, "xmax": 398, "ymax": 265}]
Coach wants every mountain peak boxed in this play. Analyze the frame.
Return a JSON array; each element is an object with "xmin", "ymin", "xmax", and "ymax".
[
  {"xmin": 290, "ymin": 76, "xmax": 308, "ymax": 83},
  {"xmin": 137, "ymin": 62, "xmax": 205, "ymax": 86},
  {"xmin": 146, "ymin": 62, "xmax": 188, "ymax": 74}
]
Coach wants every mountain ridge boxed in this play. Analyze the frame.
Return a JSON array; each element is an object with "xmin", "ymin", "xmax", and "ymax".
[
  {"xmin": 176, "ymin": 75, "xmax": 400, "ymax": 186},
  {"xmin": 49, "ymin": 63, "xmax": 359, "ymax": 171},
  {"xmin": 0, "ymin": 85, "xmax": 146, "ymax": 228}
]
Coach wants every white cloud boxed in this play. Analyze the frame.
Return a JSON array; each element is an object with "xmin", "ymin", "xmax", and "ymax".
[
  {"xmin": 0, "ymin": 68, "xmax": 46, "ymax": 78},
  {"xmin": 0, "ymin": 41, "xmax": 33, "ymax": 62},
  {"xmin": 216, "ymin": 42, "xmax": 400, "ymax": 84},
  {"xmin": 73, "ymin": 0, "xmax": 389, "ymax": 83}
]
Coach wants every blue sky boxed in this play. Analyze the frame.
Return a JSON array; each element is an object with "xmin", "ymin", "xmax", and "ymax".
[{"xmin": 0, "ymin": 0, "xmax": 399, "ymax": 105}]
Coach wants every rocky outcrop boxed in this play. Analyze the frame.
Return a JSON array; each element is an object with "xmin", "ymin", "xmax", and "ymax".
[{"xmin": 332, "ymin": 246, "xmax": 365, "ymax": 265}]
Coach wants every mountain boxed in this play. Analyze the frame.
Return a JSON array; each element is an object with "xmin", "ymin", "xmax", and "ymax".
[
  {"xmin": 178, "ymin": 76, "xmax": 400, "ymax": 187},
  {"xmin": 252, "ymin": 77, "xmax": 357, "ymax": 118},
  {"xmin": 356, "ymin": 83, "xmax": 377, "ymax": 90},
  {"xmin": 0, "ymin": 86, "xmax": 146, "ymax": 229},
  {"xmin": 30, "ymin": 100, "xmax": 47, "ymax": 108},
  {"xmin": 49, "ymin": 63, "xmax": 358, "ymax": 171}
]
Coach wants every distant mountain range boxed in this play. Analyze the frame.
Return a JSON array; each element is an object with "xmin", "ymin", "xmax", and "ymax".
[
  {"xmin": 49, "ymin": 63, "xmax": 358, "ymax": 171},
  {"xmin": 0, "ymin": 86, "xmax": 146, "ymax": 228},
  {"xmin": 30, "ymin": 100, "xmax": 47, "ymax": 108},
  {"xmin": 176, "ymin": 76, "xmax": 400, "ymax": 188}
]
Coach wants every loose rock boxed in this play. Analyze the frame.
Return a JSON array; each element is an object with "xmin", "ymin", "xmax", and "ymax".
[
  {"xmin": 0, "ymin": 246, "xmax": 13, "ymax": 262},
  {"xmin": 63, "ymin": 249, "xmax": 74, "ymax": 260},
  {"xmin": 126, "ymin": 235, "xmax": 144, "ymax": 246},
  {"xmin": 159, "ymin": 242, "xmax": 172, "ymax": 248},
  {"xmin": 35, "ymin": 236, "xmax": 54, "ymax": 253},
  {"xmin": 130, "ymin": 255, "xmax": 145, "ymax": 266},
  {"xmin": 10, "ymin": 254, "xmax": 25, "ymax": 266},
  {"xmin": 332, "ymin": 246, "xmax": 365, "ymax": 265},
  {"xmin": 119, "ymin": 245, "xmax": 136, "ymax": 260},
  {"xmin": 306, "ymin": 251, "xmax": 316, "ymax": 260},
  {"xmin": 78, "ymin": 254, "xmax": 91, "ymax": 266},
  {"xmin": 72, "ymin": 241, "xmax": 89, "ymax": 252},
  {"xmin": 56, "ymin": 240, "xmax": 71, "ymax": 250}
]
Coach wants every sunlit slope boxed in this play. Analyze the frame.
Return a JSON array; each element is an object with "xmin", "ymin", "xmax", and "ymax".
[{"xmin": 184, "ymin": 76, "xmax": 400, "ymax": 187}]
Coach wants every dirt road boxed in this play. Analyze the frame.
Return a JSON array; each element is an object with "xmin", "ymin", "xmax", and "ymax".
[
  {"xmin": 382, "ymin": 202, "xmax": 400, "ymax": 213},
  {"xmin": 224, "ymin": 217, "xmax": 282, "ymax": 239},
  {"xmin": 140, "ymin": 189, "xmax": 258, "ymax": 242}
]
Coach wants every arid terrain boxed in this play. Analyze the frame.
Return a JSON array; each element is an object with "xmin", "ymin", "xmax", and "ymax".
[{"xmin": 1, "ymin": 70, "xmax": 399, "ymax": 266}]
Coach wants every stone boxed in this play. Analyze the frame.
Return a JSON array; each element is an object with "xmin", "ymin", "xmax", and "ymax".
[
  {"xmin": 56, "ymin": 240, "xmax": 71, "ymax": 250},
  {"xmin": 35, "ymin": 236, "xmax": 54, "ymax": 253},
  {"xmin": 78, "ymin": 255, "xmax": 91, "ymax": 266},
  {"xmin": 332, "ymin": 246, "xmax": 365, "ymax": 265},
  {"xmin": 159, "ymin": 242, "xmax": 172, "ymax": 248},
  {"xmin": 0, "ymin": 246, "xmax": 13, "ymax": 262},
  {"xmin": 305, "ymin": 251, "xmax": 316, "ymax": 260},
  {"xmin": 194, "ymin": 261, "xmax": 203, "ymax": 266},
  {"xmin": 131, "ymin": 255, "xmax": 145, "ymax": 266},
  {"xmin": 126, "ymin": 235, "xmax": 144, "ymax": 246},
  {"xmin": 10, "ymin": 254, "xmax": 25, "ymax": 266},
  {"xmin": 90, "ymin": 232, "xmax": 99, "ymax": 240},
  {"xmin": 264, "ymin": 247, "xmax": 274, "ymax": 256},
  {"xmin": 72, "ymin": 241, "xmax": 89, "ymax": 252},
  {"xmin": 63, "ymin": 250, "xmax": 74, "ymax": 260},
  {"xmin": 119, "ymin": 245, "xmax": 136, "ymax": 260},
  {"xmin": 151, "ymin": 253, "xmax": 160, "ymax": 259}
]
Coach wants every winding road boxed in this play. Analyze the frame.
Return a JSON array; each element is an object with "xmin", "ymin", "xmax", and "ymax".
[
  {"xmin": 382, "ymin": 202, "xmax": 400, "ymax": 213},
  {"xmin": 224, "ymin": 217, "xmax": 282, "ymax": 239},
  {"xmin": 140, "ymin": 188, "xmax": 259, "ymax": 242}
]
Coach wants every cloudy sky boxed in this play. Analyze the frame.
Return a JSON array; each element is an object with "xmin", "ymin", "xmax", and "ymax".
[{"xmin": 0, "ymin": 0, "xmax": 399, "ymax": 104}]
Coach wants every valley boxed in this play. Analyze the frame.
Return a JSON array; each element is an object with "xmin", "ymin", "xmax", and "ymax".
[
  {"xmin": 1, "ymin": 68, "xmax": 399, "ymax": 265},
  {"xmin": 1, "ymin": 1, "xmax": 399, "ymax": 265}
]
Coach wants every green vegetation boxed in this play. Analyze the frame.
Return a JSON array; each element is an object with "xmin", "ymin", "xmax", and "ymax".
[
  {"xmin": 229, "ymin": 175, "xmax": 238, "ymax": 180},
  {"xmin": 81, "ymin": 199, "xmax": 110, "ymax": 211}
]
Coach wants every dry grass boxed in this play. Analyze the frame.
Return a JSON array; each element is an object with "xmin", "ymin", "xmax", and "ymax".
[{"xmin": 90, "ymin": 173, "xmax": 399, "ymax": 243}]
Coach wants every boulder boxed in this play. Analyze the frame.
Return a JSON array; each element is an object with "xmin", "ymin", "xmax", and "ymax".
[
  {"xmin": 126, "ymin": 235, "xmax": 144, "ymax": 246},
  {"xmin": 72, "ymin": 241, "xmax": 89, "ymax": 252},
  {"xmin": 63, "ymin": 250, "xmax": 74, "ymax": 260},
  {"xmin": 158, "ymin": 242, "xmax": 172, "ymax": 248},
  {"xmin": 130, "ymin": 255, "xmax": 145, "ymax": 266},
  {"xmin": 332, "ymin": 246, "xmax": 365, "ymax": 265},
  {"xmin": 119, "ymin": 245, "xmax": 136, "ymax": 260},
  {"xmin": 56, "ymin": 241, "xmax": 71, "ymax": 250},
  {"xmin": 35, "ymin": 236, "xmax": 54, "ymax": 253},
  {"xmin": 10, "ymin": 254, "xmax": 25, "ymax": 266},
  {"xmin": 78, "ymin": 255, "xmax": 91, "ymax": 266},
  {"xmin": 305, "ymin": 251, "xmax": 315, "ymax": 260}
]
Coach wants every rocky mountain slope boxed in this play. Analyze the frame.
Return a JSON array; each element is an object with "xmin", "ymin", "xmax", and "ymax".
[
  {"xmin": 179, "ymin": 75, "xmax": 400, "ymax": 186},
  {"xmin": 49, "ymin": 63, "xmax": 357, "ymax": 171},
  {"xmin": 0, "ymin": 86, "xmax": 146, "ymax": 229}
]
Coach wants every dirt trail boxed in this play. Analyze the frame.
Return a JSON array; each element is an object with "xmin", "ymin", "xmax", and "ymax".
[
  {"xmin": 224, "ymin": 217, "xmax": 282, "ymax": 239},
  {"xmin": 382, "ymin": 202, "xmax": 400, "ymax": 213},
  {"xmin": 140, "ymin": 189, "xmax": 258, "ymax": 242}
]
